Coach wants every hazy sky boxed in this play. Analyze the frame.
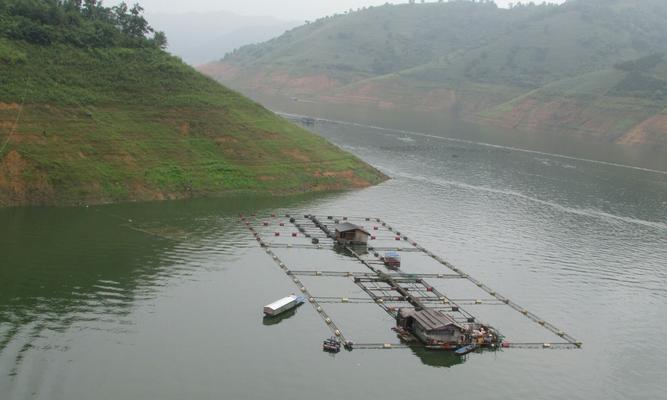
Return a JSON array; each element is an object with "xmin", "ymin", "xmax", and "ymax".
[{"xmin": 113, "ymin": 0, "xmax": 566, "ymax": 21}]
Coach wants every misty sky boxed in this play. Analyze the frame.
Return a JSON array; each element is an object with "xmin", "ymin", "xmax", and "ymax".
[{"xmin": 112, "ymin": 0, "xmax": 566, "ymax": 21}]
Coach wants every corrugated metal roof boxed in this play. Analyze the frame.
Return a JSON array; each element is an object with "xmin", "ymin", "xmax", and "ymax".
[
  {"xmin": 411, "ymin": 309, "xmax": 463, "ymax": 331},
  {"xmin": 333, "ymin": 222, "xmax": 370, "ymax": 235}
]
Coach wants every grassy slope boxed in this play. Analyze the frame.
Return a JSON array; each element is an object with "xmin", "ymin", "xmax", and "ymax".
[
  {"xmin": 206, "ymin": 0, "xmax": 667, "ymax": 147},
  {"xmin": 0, "ymin": 40, "xmax": 385, "ymax": 207}
]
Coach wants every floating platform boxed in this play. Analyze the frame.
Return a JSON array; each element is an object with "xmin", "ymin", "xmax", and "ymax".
[{"xmin": 240, "ymin": 213, "xmax": 581, "ymax": 354}]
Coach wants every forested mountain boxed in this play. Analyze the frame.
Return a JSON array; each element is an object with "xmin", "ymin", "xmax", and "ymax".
[
  {"xmin": 203, "ymin": 0, "xmax": 667, "ymax": 147},
  {"xmin": 0, "ymin": 1, "xmax": 385, "ymax": 207}
]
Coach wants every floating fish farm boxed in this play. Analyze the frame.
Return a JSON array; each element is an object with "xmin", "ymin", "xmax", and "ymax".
[{"xmin": 241, "ymin": 213, "xmax": 581, "ymax": 354}]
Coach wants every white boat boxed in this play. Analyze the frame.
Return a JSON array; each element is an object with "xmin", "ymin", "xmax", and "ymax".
[{"xmin": 263, "ymin": 295, "xmax": 305, "ymax": 316}]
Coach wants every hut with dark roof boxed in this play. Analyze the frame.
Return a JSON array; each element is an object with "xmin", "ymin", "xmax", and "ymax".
[
  {"xmin": 333, "ymin": 222, "xmax": 370, "ymax": 245},
  {"xmin": 397, "ymin": 308, "xmax": 466, "ymax": 347}
]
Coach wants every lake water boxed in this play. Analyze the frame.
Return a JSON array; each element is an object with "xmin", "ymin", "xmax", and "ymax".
[{"xmin": 1, "ymin": 110, "xmax": 666, "ymax": 400}]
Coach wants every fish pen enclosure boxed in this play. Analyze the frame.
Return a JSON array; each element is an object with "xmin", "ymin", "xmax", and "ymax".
[{"xmin": 241, "ymin": 213, "xmax": 581, "ymax": 356}]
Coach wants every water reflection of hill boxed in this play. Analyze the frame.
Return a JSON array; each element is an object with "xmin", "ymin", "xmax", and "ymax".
[{"xmin": 0, "ymin": 194, "xmax": 323, "ymax": 373}]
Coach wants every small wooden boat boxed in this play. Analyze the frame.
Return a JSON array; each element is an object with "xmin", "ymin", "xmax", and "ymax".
[
  {"xmin": 382, "ymin": 251, "xmax": 401, "ymax": 268},
  {"xmin": 263, "ymin": 295, "xmax": 305, "ymax": 316},
  {"xmin": 323, "ymin": 337, "xmax": 341, "ymax": 353},
  {"xmin": 454, "ymin": 344, "xmax": 477, "ymax": 356}
]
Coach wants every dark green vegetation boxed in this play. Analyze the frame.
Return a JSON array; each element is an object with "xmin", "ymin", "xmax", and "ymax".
[
  {"xmin": 0, "ymin": 1, "xmax": 385, "ymax": 207},
  {"xmin": 206, "ymin": 0, "xmax": 667, "ymax": 147},
  {"xmin": 0, "ymin": 0, "xmax": 166, "ymax": 48}
]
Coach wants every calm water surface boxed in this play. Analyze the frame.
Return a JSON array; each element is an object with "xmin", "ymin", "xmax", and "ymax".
[{"xmin": 1, "ymin": 114, "xmax": 666, "ymax": 399}]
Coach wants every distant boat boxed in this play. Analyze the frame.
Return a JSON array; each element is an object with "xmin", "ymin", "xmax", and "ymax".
[
  {"xmin": 300, "ymin": 117, "xmax": 315, "ymax": 126},
  {"xmin": 263, "ymin": 295, "xmax": 305, "ymax": 316}
]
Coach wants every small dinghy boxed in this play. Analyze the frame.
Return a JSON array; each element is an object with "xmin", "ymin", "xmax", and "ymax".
[
  {"xmin": 382, "ymin": 251, "xmax": 401, "ymax": 268},
  {"xmin": 323, "ymin": 337, "xmax": 341, "ymax": 353},
  {"xmin": 454, "ymin": 344, "xmax": 477, "ymax": 356}
]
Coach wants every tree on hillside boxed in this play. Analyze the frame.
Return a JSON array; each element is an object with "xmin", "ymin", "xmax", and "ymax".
[
  {"xmin": 126, "ymin": 4, "xmax": 151, "ymax": 37},
  {"xmin": 64, "ymin": 0, "xmax": 83, "ymax": 12},
  {"xmin": 0, "ymin": 0, "xmax": 166, "ymax": 49},
  {"xmin": 152, "ymin": 30, "xmax": 167, "ymax": 49},
  {"xmin": 82, "ymin": 0, "xmax": 102, "ymax": 19}
]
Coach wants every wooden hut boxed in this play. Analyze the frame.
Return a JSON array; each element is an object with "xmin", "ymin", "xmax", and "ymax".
[
  {"xmin": 333, "ymin": 222, "xmax": 370, "ymax": 245},
  {"xmin": 397, "ymin": 308, "xmax": 466, "ymax": 348}
]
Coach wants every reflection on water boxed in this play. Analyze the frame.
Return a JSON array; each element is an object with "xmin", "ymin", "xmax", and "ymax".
[
  {"xmin": 262, "ymin": 307, "xmax": 300, "ymax": 326},
  {"xmin": 0, "ymin": 194, "xmax": 324, "ymax": 382},
  {"xmin": 251, "ymin": 91, "xmax": 667, "ymax": 172},
  {"xmin": 282, "ymin": 112, "xmax": 667, "ymax": 176},
  {"xmin": 410, "ymin": 346, "xmax": 465, "ymax": 368}
]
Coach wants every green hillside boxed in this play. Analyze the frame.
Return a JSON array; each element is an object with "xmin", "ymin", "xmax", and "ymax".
[
  {"xmin": 222, "ymin": 1, "xmax": 535, "ymax": 79},
  {"xmin": 205, "ymin": 0, "xmax": 667, "ymax": 147},
  {"xmin": 0, "ymin": 1, "xmax": 385, "ymax": 207}
]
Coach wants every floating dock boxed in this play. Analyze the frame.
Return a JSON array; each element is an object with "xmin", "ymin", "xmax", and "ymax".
[{"xmin": 242, "ymin": 213, "xmax": 581, "ymax": 352}]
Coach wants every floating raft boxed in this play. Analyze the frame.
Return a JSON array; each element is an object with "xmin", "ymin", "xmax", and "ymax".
[{"xmin": 240, "ymin": 213, "xmax": 582, "ymax": 352}]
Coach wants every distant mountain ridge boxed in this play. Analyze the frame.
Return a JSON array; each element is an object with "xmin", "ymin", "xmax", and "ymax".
[
  {"xmin": 147, "ymin": 11, "xmax": 298, "ymax": 65},
  {"xmin": 202, "ymin": 0, "xmax": 667, "ymax": 148}
]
